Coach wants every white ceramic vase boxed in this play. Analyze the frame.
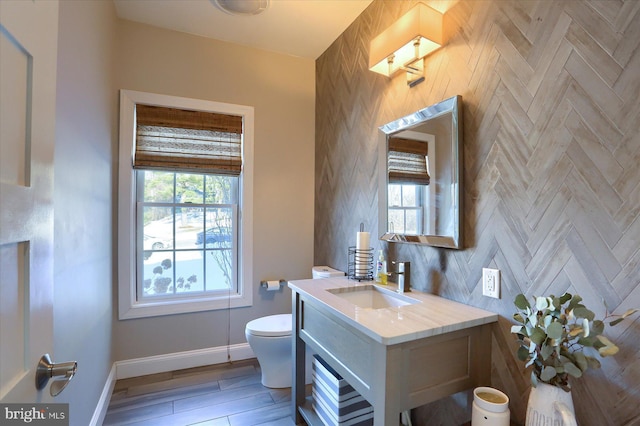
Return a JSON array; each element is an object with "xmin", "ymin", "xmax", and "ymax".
[{"xmin": 525, "ymin": 382, "xmax": 577, "ymax": 426}]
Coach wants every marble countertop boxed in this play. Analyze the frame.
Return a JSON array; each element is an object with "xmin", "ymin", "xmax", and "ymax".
[{"xmin": 289, "ymin": 276, "xmax": 498, "ymax": 345}]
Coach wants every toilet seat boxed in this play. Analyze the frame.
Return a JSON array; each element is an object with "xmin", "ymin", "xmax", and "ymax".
[{"xmin": 245, "ymin": 314, "xmax": 291, "ymax": 337}]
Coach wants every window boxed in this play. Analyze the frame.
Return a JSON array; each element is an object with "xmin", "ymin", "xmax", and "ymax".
[
  {"xmin": 388, "ymin": 184, "xmax": 423, "ymax": 235},
  {"xmin": 137, "ymin": 171, "xmax": 237, "ymax": 299},
  {"xmin": 118, "ymin": 90, "xmax": 254, "ymax": 319}
]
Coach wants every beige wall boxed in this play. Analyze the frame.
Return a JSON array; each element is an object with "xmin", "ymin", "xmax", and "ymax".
[
  {"xmin": 113, "ymin": 20, "xmax": 316, "ymax": 360},
  {"xmin": 315, "ymin": 0, "xmax": 640, "ymax": 424},
  {"xmin": 54, "ymin": 1, "xmax": 117, "ymax": 425}
]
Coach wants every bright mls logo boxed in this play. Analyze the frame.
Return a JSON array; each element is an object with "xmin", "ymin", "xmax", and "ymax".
[{"xmin": 1, "ymin": 404, "xmax": 68, "ymax": 425}]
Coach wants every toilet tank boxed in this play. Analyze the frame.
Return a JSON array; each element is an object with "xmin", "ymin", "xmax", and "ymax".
[{"xmin": 312, "ymin": 266, "xmax": 344, "ymax": 279}]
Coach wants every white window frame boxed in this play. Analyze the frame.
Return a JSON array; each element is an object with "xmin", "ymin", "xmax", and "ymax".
[
  {"xmin": 388, "ymin": 184, "xmax": 424, "ymax": 235},
  {"xmin": 118, "ymin": 90, "xmax": 254, "ymax": 319}
]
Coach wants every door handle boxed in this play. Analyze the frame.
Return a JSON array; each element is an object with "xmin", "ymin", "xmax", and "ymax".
[{"xmin": 35, "ymin": 354, "xmax": 77, "ymax": 397}]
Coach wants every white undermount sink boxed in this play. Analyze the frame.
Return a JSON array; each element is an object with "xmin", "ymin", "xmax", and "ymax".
[{"xmin": 327, "ymin": 285, "xmax": 420, "ymax": 309}]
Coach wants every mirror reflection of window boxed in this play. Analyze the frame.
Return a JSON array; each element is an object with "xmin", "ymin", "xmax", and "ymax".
[
  {"xmin": 388, "ymin": 184, "xmax": 423, "ymax": 235},
  {"xmin": 387, "ymin": 131, "xmax": 435, "ymax": 236}
]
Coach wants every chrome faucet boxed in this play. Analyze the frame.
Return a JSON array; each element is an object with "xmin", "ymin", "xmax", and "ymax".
[{"xmin": 388, "ymin": 261, "xmax": 410, "ymax": 293}]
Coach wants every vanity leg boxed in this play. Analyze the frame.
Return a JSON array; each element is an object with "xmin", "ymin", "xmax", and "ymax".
[
  {"xmin": 292, "ymin": 292, "xmax": 305, "ymax": 424},
  {"xmin": 372, "ymin": 345, "xmax": 402, "ymax": 425},
  {"xmin": 373, "ymin": 404, "xmax": 400, "ymax": 426}
]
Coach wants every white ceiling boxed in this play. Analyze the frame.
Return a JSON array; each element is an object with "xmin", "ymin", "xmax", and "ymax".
[{"xmin": 113, "ymin": 0, "xmax": 374, "ymax": 60}]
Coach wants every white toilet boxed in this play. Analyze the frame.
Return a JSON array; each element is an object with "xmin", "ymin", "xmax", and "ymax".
[{"xmin": 245, "ymin": 266, "xmax": 344, "ymax": 388}]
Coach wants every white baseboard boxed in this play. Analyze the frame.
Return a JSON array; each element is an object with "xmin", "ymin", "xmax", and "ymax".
[
  {"xmin": 90, "ymin": 363, "xmax": 117, "ymax": 426},
  {"xmin": 114, "ymin": 343, "xmax": 255, "ymax": 380},
  {"xmin": 90, "ymin": 344, "xmax": 255, "ymax": 425}
]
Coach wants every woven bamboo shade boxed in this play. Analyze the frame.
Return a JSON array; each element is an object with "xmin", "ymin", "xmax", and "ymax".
[
  {"xmin": 388, "ymin": 136, "xmax": 430, "ymax": 185},
  {"xmin": 134, "ymin": 105, "xmax": 243, "ymax": 175}
]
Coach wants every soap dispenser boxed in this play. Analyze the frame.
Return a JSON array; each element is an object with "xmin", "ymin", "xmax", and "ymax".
[{"xmin": 376, "ymin": 250, "xmax": 387, "ymax": 285}]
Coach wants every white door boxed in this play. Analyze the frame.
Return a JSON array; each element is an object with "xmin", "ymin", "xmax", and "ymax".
[{"xmin": 0, "ymin": 0, "xmax": 59, "ymax": 402}]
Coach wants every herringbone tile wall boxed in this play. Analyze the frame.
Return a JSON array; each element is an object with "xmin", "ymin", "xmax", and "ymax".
[{"xmin": 315, "ymin": 1, "xmax": 640, "ymax": 424}]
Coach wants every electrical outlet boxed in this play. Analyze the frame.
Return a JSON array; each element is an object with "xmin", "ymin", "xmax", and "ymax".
[{"xmin": 482, "ymin": 268, "xmax": 500, "ymax": 299}]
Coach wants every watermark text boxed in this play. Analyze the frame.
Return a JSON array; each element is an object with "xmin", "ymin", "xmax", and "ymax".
[{"xmin": 1, "ymin": 404, "xmax": 68, "ymax": 425}]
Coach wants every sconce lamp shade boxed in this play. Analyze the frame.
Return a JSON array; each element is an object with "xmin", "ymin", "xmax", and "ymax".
[{"xmin": 369, "ymin": 3, "xmax": 443, "ymax": 78}]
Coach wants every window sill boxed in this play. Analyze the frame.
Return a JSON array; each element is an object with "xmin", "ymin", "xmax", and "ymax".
[{"xmin": 119, "ymin": 293, "xmax": 252, "ymax": 320}]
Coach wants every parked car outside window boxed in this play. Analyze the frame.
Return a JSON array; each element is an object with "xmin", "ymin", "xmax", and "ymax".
[
  {"xmin": 195, "ymin": 227, "xmax": 232, "ymax": 245},
  {"xmin": 143, "ymin": 234, "xmax": 173, "ymax": 260},
  {"xmin": 144, "ymin": 234, "xmax": 172, "ymax": 250}
]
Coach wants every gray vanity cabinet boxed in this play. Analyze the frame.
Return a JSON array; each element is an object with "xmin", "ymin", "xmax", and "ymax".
[{"xmin": 290, "ymin": 282, "xmax": 496, "ymax": 426}]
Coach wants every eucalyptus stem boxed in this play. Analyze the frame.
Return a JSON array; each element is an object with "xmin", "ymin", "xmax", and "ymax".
[{"xmin": 511, "ymin": 292, "xmax": 638, "ymax": 390}]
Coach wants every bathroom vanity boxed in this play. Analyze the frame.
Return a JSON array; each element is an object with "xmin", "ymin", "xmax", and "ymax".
[{"xmin": 289, "ymin": 277, "xmax": 498, "ymax": 425}]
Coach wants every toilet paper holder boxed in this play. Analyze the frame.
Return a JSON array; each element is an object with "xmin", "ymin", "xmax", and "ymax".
[{"xmin": 260, "ymin": 279, "xmax": 285, "ymax": 289}]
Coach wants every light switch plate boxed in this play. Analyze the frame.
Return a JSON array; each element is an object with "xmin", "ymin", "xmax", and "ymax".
[{"xmin": 482, "ymin": 268, "xmax": 500, "ymax": 299}]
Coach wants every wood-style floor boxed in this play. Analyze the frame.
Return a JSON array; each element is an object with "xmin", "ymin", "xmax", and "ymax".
[{"xmin": 103, "ymin": 359, "xmax": 302, "ymax": 426}]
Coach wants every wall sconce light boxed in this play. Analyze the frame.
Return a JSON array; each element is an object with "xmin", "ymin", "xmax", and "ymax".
[{"xmin": 369, "ymin": 3, "xmax": 444, "ymax": 87}]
